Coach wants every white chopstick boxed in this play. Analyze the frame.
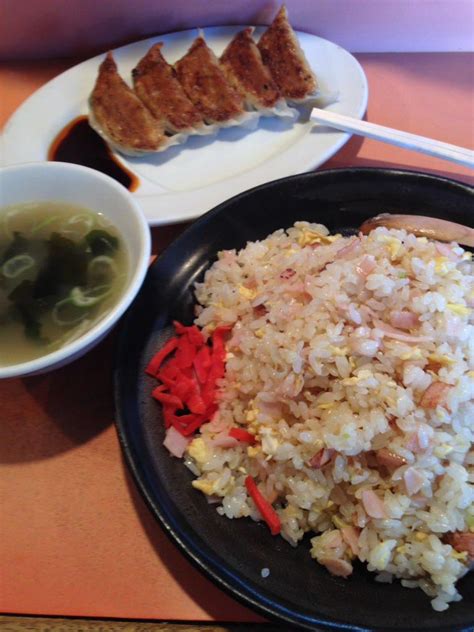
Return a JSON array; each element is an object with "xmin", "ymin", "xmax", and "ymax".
[{"xmin": 310, "ymin": 108, "xmax": 474, "ymax": 170}]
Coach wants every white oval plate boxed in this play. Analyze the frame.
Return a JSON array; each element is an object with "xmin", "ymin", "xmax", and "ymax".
[{"xmin": 2, "ymin": 26, "xmax": 368, "ymax": 226}]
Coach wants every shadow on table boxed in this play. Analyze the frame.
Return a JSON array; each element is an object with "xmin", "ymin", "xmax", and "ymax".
[
  {"xmin": 0, "ymin": 222, "xmax": 186, "ymax": 466},
  {"xmin": 121, "ymin": 454, "xmax": 265, "ymax": 624},
  {"xmin": 0, "ymin": 331, "xmax": 116, "ymax": 464}
]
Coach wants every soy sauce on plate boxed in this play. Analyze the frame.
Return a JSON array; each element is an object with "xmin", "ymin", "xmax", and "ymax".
[{"xmin": 48, "ymin": 116, "xmax": 139, "ymax": 192}]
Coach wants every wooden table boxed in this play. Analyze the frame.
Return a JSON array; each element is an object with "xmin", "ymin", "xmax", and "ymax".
[{"xmin": 0, "ymin": 53, "xmax": 473, "ymax": 630}]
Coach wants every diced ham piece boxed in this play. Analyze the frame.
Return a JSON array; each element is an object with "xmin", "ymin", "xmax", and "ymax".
[
  {"xmin": 435, "ymin": 242, "xmax": 460, "ymax": 261},
  {"xmin": 405, "ymin": 433, "xmax": 426, "ymax": 454},
  {"xmin": 410, "ymin": 494, "xmax": 429, "ymax": 508},
  {"xmin": 372, "ymin": 318, "xmax": 430, "ymax": 344},
  {"xmin": 319, "ymin": 557, "xmax": 353, "ymax": 577},
  {"xmin": 280, "ymin": 268, "xmax": 296, "ymax": 280},
  {"xmin": 361, "ymin": 490, "xmax": 387, "ymax": 519},
  {"xmin": 330, "ymin": 485, "xmax": 348, "ymax": 506},
  {"xmin": 211, "ymin": 432, "xmax": 239, "ymax": 448},
  {"xmin": 389, "ymin": 311, "xmax": 420, "ymax": 330},
  {"xmin": 245, "ymin": 278, "xmax": 258, "ymax": 289},
  {"xmin": 336, "ymin": 237, "xmax": 360, "ymax": 259},
  {"xmin": 356, "ymin": 254, "xmax": 376, "ymax": 277},
  {"xmin": 365, "ymin": 451, "xmax": 380, "ymax": 468},
  {"xmin": 163, "ymin": 426, "xmax": 191, "ymax": 458},
  {"xmin": 387, "ymin": 415, "xmax": 398, "ymax": 429},
  {"xmin": 445, "ymin": 532, "xmax": 474, "ymax": 560},
  {"xmin": 376, "ymin": 448, "xmax": 407, "ymax": 469},
  {"xmin": 266, "ymin": 488, "xmax": 279, "ymax": 504},
  {"xmin": 253, "ymin": 304, "xmax": 268, "ymax": 317},
  {"xmin": 419, "ymin": 382, "xmax": 451, "ymax": 409},
  {"xmin": 404, "ymin": 467, "xmax": 425, "ymax": 495},
  {"xmin": 341, "ymin": 526, "xmax": 360, "ymax": 556},
  {"xmin": 309, "ymin": 448, "xmax": 335, "ymax": 469}
]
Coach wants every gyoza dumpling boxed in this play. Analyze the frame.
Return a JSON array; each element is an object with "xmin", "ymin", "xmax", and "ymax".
[
  {"xmin": 220, "ymin": 27, "xmax": 282, "ymax": 111},
  {"xmin": 89, "ymin": 52, "xmax": 166, "ymax": 156},
  {"xmin": 174, "ymin": 36, "xmax": 247, "ymax": 125},
  {"xmin": 258, "ymin": 6, "xmax": 318, "ymax": 102},
  {"xmin": 132, "ymin": 43, "xmax": 205, "ymax": 134}
]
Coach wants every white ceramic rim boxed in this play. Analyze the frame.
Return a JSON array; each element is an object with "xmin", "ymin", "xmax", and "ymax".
[{"xmin": 0, "ymin": 161, "xmax": 151, "ymax": 379}]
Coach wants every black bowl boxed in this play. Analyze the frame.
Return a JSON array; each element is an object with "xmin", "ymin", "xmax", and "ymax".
[{"xmin": 114, "ymin": 168, "xmax": 474, "ymax": 632}]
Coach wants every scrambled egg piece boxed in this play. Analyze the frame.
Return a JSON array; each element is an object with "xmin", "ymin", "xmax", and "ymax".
[
  {"xmin": 260, "ymin": 427, "xmax": 280, "ymax": 457},
  {"xmin": 330, "ymin": 345, "xmax": 349, "ymax": 356},
  {"xmin": 282, "ymin": 504, "xmax": 302, "ymax": 519},
  {"xmin": 379, "ymin": 235, "xmax": 402, "ymax": 259},
  {"xmin": 245, "ymin": 405, "xmax": 259, "ymax": 422},
  {"xmin": 433, "ymin": 444, "xmax": 453, "ymax": 458},
  {"xmin": 462, "ymin": 251, "xmax": 472, "ymax": 261},
  {"xmin": 192, "ymin": 479, "xmax": 216, "ymax": 495},
  {"xmin": 298, "ymin": 229, "xmax": 340, "ymax": 247},
  {"xmin": 332, "ymin": 515, "xmax": 347, "ymax": 529},
  {"xmin": 247, "ymin": 445, "xmax": 261, "ymax": 458},
  {"xmin": 416, "ymin": 237, "xmax": 428, "ymax": 244},
  {"xmin": 238, "ymin": 285, "xmax": 257, "ymax": 300},
  {"xmin": 188, "ymin": 438, "xmax": 210, "ymax": 465},
  {"xmin": 447, "ymin": 304, "xmax": 471, "ymax": 316},
  {"xmin": 415, "ymin": 532, "xmax": 428, "ymax": 541},
  {"xmin": 341, "ymin": 369, "xmax": 373, "ymax": 385},
  {"xmin": 192, "ymin": 476, "xmax": 235, "ymax": 496},
  {"xmin": 400, "ymin": 348, "xmax": 424, "ymax": 361},
  {"xmin": 434, "ymin": 257, "xmax": 450, "ymax": 274},
  {"xmin": 427, "ymin": 353, "xmax": 456, "ymax": 366}
]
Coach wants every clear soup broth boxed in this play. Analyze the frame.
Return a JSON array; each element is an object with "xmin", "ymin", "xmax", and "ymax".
[{"xmin": 0, "ymin": 202, "xmax": 128, "ymax": 367}]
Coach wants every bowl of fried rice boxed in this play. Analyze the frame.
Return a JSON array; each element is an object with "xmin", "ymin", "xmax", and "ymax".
[{"xmin": 115, "ymin": 168, "xmax": 473, "ymax": 631}]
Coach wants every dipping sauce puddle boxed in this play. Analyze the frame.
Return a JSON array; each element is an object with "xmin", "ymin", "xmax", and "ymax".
[{"xmin": 48, "ymin": 116, "xmax": 139, "ymax": 192}]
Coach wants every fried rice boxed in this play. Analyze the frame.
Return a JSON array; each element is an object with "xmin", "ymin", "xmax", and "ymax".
[{"xmin": 184, "ymin": 222, "xmax": 474, "ymax": 611}]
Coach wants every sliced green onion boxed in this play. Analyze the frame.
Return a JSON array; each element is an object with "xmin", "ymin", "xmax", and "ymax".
[
  {"xmin": 2, "ymin": 209, "xmax": 20, "ymax": 240},
  {"xmin": 70, "ymin": 284, "xmax": 111, "ymax": 307},
  {"xmin": 52, "ymin": 298, "xmax": 90, "ymax": 327},
  {"xmin": 2, "ymin": 254, "xmax": 36, "ymax": 279},
  {"xmin": 30, "ymin": 215, "xmax": 60, "ymax": 235},
  {"xmin": 60, "ymin": 213, "xmax": 95, "ymax": 239},
  {"xmin": 88, "ymin": 255, "xmax": 117, "ymax": 284}
]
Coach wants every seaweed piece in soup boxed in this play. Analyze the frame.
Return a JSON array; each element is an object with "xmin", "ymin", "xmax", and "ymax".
[{"xmin": 84, "ymin": 229, "xmax": 119, "ymax": 256}]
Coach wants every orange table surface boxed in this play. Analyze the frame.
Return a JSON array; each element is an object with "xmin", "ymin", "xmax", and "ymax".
[{"xmin": 0, "ymin": 53, "xmax": 473, "ymax": 622}]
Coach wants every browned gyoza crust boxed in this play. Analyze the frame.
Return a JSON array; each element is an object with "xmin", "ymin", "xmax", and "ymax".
[
  {"xmin": 258, "ymin": 6, "xmax": 317, "ymax": 100},
  {"xmin": 89, "ymin": 52, "xmax": 165, "ymax": 153},
  {"xmin": 220, "ymin": 27, "xmax": 281, "ymax": 109},
  {"xmin": 174, "ymin": 37, "xmax": 245, "ymax": 123},
  {"xmin": 132, "ymin": 43, "xmax": 204, "ymax": 133}
]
